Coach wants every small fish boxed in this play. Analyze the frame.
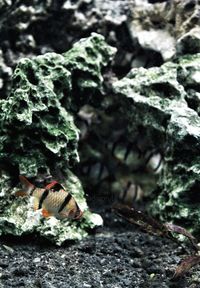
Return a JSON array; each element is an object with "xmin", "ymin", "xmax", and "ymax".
[
  {"xmin": 16, "ymin": 176, "xmax": 83, "ymax": 220},
  {"xmin": 110, "ymin": 138, "xmax": 143, "ymax": 169},
  {"xmin": 144, "ymin": 150, "xmax": 163, "ymax": 174},
  {"xmin": 82, "ymin": 162, "xmax": 109, "ymax": 182},
  {"xmin": 118, "ymin": 181, "xmax": 144, "ymax": 206}
]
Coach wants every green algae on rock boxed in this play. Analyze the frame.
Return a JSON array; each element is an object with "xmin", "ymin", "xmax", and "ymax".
[
  {"xmin": 113, "ymin": 55, "xmax": 200, "ymax": 234},
  {"xmin": 0, "ymin": 33, "xmax": 115, "ymax": 244},
  {"xmin": 0, "ymin": 170, "xmax": 103, "ymax": 246},
  {"xmin": 0, "ymin": 33, "xmax": 116, "ymax": 177}
]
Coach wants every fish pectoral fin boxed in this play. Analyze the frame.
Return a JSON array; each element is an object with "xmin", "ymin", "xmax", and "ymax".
[{"xmin": 42, "ymin": 208, "xmax": 53, "ymax": 218}]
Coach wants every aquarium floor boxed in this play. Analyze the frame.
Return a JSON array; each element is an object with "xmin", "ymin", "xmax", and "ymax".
[{"xmin": 0, "ymin": 202, "xmax": 199, "ymax": 288}]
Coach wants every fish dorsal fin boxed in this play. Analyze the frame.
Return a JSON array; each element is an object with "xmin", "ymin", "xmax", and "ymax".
[{"xmin": 45, "ymin": 181, "xmax": 65, "ymax": 192}]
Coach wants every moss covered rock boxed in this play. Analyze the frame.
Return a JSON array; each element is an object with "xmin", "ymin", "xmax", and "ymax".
[
  {"xmin": 0, "ymin": 33, "xmax": 115, "ymax": 244},
  {"xmin": 113, "ymin": 54, "xmax": 200, "ymax": 234}
]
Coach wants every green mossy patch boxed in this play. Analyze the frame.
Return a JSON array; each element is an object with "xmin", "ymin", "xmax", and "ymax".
[
  {"xmin": 113, "ymin": 55, "xmax": 200, "ymax": 234},
  {"xmin": 0, "ymin": 34, "xmax": 116, "ymax": 244}
]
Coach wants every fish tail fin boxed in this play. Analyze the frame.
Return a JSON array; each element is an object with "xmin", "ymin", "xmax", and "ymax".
[
  {"xmin": 15, "ymin": 175, "xmax": 35, "ymax": 197},
  {"xmin": 75, "ymin": 209, "xmax": 83, "ymax": 220},
  {"xmin": 73, "ymin": 203, "xmax": 83, "ymax": 220}
]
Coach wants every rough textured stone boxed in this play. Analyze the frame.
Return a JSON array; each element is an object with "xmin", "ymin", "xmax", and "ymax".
[
  {"xmin": 128, "ymin": 1, "xmax": 176, "ymax": 61},
  {"xmin": 1, "ymin": 0, "xmax": 199, "ymax": 101},
  {"xmin": 128, "ymin": 0, "xmax": 200, "ymax": 62},
  {"xmin": 0, "ymin": 33, "xmax": 115, "ymax": 176},
  {"xmin": 171, "ymin": 0, "xmax": 200, "ymax": 38},
  {"xmin": 113, "ymin": 54, "xmax": 200, "ymax": 234},
  {"xmin": 176, "ymin": 27, "xmax": 200, "ymax": 55},
  {"xmin": 0, "ymin": 0, "xmax": 133, "ymax": 99},
  {"xmin": 0, "ymin": 34, "xmax": 115, "ymax": 244}
]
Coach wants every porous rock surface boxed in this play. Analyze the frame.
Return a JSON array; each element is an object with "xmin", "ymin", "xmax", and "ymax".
[
  {"xmin": 0, "ymin": 33, "xmax": 115, "ymax": 244},
  {"xmin": 128, "ymin": 0, "xmax": 200, "ymax": 62},
  {"xmin": 0, "ymin": 0, "xmax": 133, "ymax": 98},
  {"xmin": 113, "ymin": 54, "xmax": 200, "ymax": 234}
]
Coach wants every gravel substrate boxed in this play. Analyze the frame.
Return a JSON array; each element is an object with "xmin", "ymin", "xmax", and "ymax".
[{"xmin": 0, "ymin": 207, "xmax": 200, "ymax": 288}]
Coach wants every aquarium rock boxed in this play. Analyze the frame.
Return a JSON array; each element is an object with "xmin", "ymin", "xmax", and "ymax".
[
  {"xmin": 128, "ymin": 0, "xmax": 200, "ymax": 62},
  {"xmin": 0, "ymin": 34, "xmax": 116, "ymax": 244},
  {"xmin": 113, "ymin": 54, "xmax": 200, "ymax": 234}
]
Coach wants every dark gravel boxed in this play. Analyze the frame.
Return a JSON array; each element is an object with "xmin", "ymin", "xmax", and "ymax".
[{"xmin": 0, "ymin": 206, "xmax": 200, "ymax": 288}]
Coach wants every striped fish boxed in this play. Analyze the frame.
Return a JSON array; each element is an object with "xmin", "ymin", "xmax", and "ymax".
[
  {"xmin": 118, "ymin": 181, "xmax": 144, "ymax": 206},
  {"xmin": 111, "ymin": 138, "xmax": 142, "ymax": 162},
  {"xmin": 16, "ymin": 176, "xmax": 83, "ymax": 220},
  {"xmin": 110, "ymin": 137, "xmax": 164, "ymax": 174},
  {"xmin": 144, "ymin": 150, "xmax": 163, "ymax": 174},
  {"xmin": 82, "ymin": 162, "xmax": 109, "ymax": 182}
]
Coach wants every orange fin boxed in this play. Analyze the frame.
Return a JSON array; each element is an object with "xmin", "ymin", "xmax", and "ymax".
[
  {"xmin": 33, "ymin": 198, "xmax": 39, "ymax": 211},
  {"xmin": 45, "ymin": 181, "xmax": 65, "ymax": 192},
  {"xmin": 45, "ymin": 181, "xmax": 58, "ymax": 190},
  {"xmin": 42, "ymin": 208, "xmax": 53, "ymax": 218},
  {"xmin": 15, "ymin": 190, "xmax": 27, "ymax": 197}
]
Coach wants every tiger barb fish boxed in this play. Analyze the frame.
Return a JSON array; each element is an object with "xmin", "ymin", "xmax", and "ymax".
[{"xmin": 16, "ymin": 175, "xmax": 83, "ymax": 220}]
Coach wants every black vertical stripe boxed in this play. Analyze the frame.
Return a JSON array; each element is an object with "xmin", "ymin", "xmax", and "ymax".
[
  {"xmin": 145, "ymin": 150, "xmax": 156, "ymax": 166},
  {"xmin": 153, "ymin": 155, "xmax": 163, "ymax": 172},
  {"xmin": 120, "ymin": 181, "xmax": 131, "ymax": 202},
  {"xmin": 124, "ymin": 143, "xmax": 132, "ymax": 161},
  {"xmin": 111, "ymin": 139, "xmax": 120, "ymax": 156},
  {"xmin": 98, "ymin": 163, "xmax": 104, "ymax": 180},
  {"xmin": 83, "ymin": 119, "xmax": 89, "ymax": 127},
  {"xmin": 39, "ymin": 189, "xmax": 49, "ymax": 209},
  {"xmin": 86, "ymin": 165, "xmax": 91, "ymax": 176},
  {"xmin": 58, "ymin": 194, "xmax": 72, "ymax": 213},
  {"xmin": 134, "ymin": 143, "xmax": 143, "ymax": 158},
  {"xmin": 30, "ymin": 186, "xmax": 36, "ymax": 196}
]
